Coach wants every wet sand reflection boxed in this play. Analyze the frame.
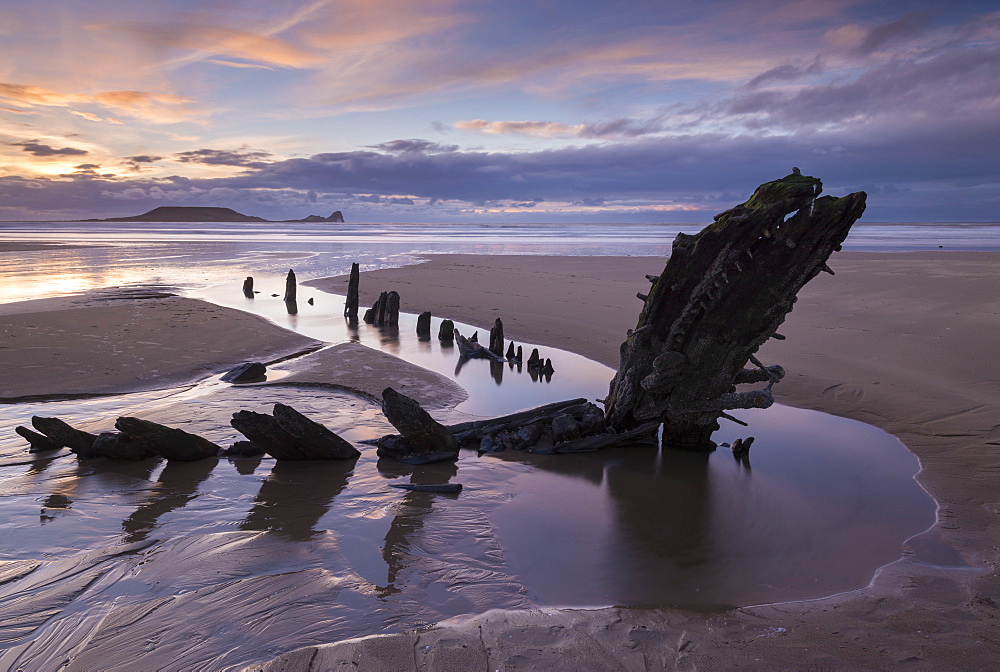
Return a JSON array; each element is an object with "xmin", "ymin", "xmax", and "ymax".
[
  {"xmin": 122, "ymin": 459, "xmax": 217, "ymax": 543},
  {"xmin": 241, "ymin": 459, "xmax": 357, "ymax": 541},
  {"xmin": 377, "ymin": 459, "xmax": 460, "ymax": 596}
]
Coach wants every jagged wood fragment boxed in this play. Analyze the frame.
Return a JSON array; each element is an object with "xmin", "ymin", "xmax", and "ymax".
[
  {"xmin": 30, "ymin": 416, "xmax": 99, "ymax": 456},
  {"xmin": 455, "ymin": 329, "xmax": 505, "ymax": 361},
  {"xmin": 114, "ymin": 417, "xmax": 221, "ymax": 461},
  {"xmin": 604, "ymin": 171, "xmax": 866, "ymax": 449},
  {"xmin": 230, "ymin": 404, "xmax": 359, "ymax": 460},
  {"xmin": 376, "ymin": 387, "xmax": 460, "ymax": 462},
  {"xmin": 15, "ymin": 426, "xmax": 62, "ymax": 452},
  {"xmin": 489, "ymin": 318, "xmax": 504, "ymax": 357}
]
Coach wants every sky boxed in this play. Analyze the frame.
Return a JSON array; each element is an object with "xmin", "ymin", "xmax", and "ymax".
[{"xmin": 0, "ymin": 0, "xmax": 998, "ymax": 223}]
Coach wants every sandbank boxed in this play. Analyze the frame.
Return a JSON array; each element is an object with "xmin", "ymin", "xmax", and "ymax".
[
  {"xmin": 0, "ymin": 288, "xmax": 321, "ymax": 401},
  {"xmin": 279, "ymin": 251, "xmax": 1000, "ymax": 671}
]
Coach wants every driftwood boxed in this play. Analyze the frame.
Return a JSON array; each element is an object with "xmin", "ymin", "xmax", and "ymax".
[
  {"xmin": 30, "ymin": 416, "xmax": 99, "ymax": 456},
  {"xmin": 416, "ymin": 311, "xmax": 432, "ymax": 337},
  {"xmin": 439, "ymin": 397, "xmax": 656, "ymax": 454},
  {"xmin": 390, "ymin": 171, "xmax": 863, "ymax": 457},
  {"xmin": 114, "ymin": 417, "xmax": 221, "ymax": 461},
  {"xmin": 376, "ymin": 387, "xmax": 460, "ymax": 463},
  {"xmin": 731, "ymin": 436, "xmax": 754, "ymax": 459},
  {"xmin": 15, "ymin": 426, "xmax": 62, "ymax": 452},
  {"xmin": 363, "ymin": 290, "xmax": 400, "ymax": 326},
  {"xmin": 438, "ymin": 319, "xmax": 455, "ymax": 342},
  {"xmin": 344, "ymin": 262, "xmax": 359, "ymax": 319},
  {"xmin": 604, "ymin": 171, "xmax": 866, "ymax": 449},
  {"xmin": 92, "ymin": 432, "xmax": 155, "ymax": 460},
  {"xmin": 224, "ymin": 440, "xmax": 265, "ymax": 457},
  {"xmin": 230, "ymin": 403, "xmax": 360, "ymax": 460},
  {"xmin": 283, "ymin": 269, "xmax": 297, "ymax": 302},
  {"xmin": 242, "ymin": 276, "xmax": 254, "ymax": 298},
  {"xmin": 489, "ymin": 318, "xmax": 504, "ymax": 357},
  {"xmin": 455, "ymin": 329, "xmax": 505, "ymax": 362}
]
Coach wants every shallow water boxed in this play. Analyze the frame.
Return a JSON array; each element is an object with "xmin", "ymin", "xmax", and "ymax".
[
  {"xmin": 0, "ymin": 222, "xmax": 940, "ymax": 669},
  {"xmin": 0, "ymin": 383, "xmax": 932, "ymax": 670},
  {"xmin": 2, "ymin": 220, "xmax": 998, "ymax": 303}
]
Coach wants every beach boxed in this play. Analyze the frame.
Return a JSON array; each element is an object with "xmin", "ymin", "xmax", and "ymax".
[
  {"xmin": 2, "ymin": 250, "xmax": 999, "ymax": 670},
  {"xmin": 302, "ymin": 251, "xmax": 1000, "ymax": 669}
]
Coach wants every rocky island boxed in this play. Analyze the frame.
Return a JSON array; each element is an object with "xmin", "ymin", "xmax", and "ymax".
[{"xmin": 98, "ymin": 206, "xmax": 345, "ymax": 223}]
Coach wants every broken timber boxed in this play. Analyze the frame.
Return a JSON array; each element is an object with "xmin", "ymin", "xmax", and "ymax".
[
  {"xmin": 367, "ymin": 173, "xmax": 862, "ymax": 457},
  {"xmin": 604, "ymin": 171, "xmax": 866, "ymax": 449}
]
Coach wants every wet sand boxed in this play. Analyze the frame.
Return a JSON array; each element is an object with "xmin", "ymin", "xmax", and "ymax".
[{"xmin": 286, "ymin": 251, "xmax": 1000, "ymax": 671}]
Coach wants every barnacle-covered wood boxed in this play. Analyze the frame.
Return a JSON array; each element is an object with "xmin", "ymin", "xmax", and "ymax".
[{"xmin": 604, "ymin": 172, "xmax": 867, "ymax": 449}]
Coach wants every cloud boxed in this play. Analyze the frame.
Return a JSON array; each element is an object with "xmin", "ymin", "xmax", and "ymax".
[
  {"xmin": 721, "ymin": 41, "xmax": 1000, "ymax": 130},
  {"xmin": 455, "ymin": 117, "xmax": 667, "ymax": 139},
  {"xmin": 205, "ymin": 59, "xmax": 276, "ymax": 71},
  {"xmin": 855, "ymin": 12, "xmax": 929, "ymax": 55},
  {"xmin": 122, "ymin": 155, "xmax": 164, "ymax": 172},
  {"xmin": 11, "ymin": 141, "xmax": 88, "ymax": 157},
  {"xmin": 117, "ymin": 22, "xmax": 325, "ymax": 69},
  {"xmin": 745, "ymin": 58, "xmax": 823, "ymax": 88},
  {"xmin": 0, "ymin": 82, "xmax": 198, "ymax": 123},
  {"xmin": 368, "ymin": 139, "xmax": 459, "ymax": 154},
  {"xmin": 174, "ymin": 147, "xmax": 273, "ymax": 167}
]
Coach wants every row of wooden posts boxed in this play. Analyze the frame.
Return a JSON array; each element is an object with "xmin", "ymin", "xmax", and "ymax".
[{"xmin": 240, "ymin": 264, "xmax": 555, "ymax": 375}]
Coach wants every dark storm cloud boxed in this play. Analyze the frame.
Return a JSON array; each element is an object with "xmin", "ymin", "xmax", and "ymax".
[{"xmin": 12, "ymin": 141, "xmax": 88, "ymax": 156}]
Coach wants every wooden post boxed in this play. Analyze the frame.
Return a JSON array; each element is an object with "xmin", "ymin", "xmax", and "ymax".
[
  {"xmin": 282, "ymin": 269, "xmax": 297, "ymax": 302},
  {"xmin": 344, "ymin": 263, "xmax": 359, "ymax": 318}
]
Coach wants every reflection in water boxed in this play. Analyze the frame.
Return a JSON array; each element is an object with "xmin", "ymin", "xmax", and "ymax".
[
  {"xmin": 378, "ymin": 459, "xmax": 459, "ymax": 595},
  {"xmin": 487, "ymin": 404, "xmax": 936, "ymax": 609},
  {"xmin": 489, "ymin": 360, "xmax": 504, "ymax": 386},
  {"xmin": 605, "ymin": 448, "xmax": 715, "ymax": 590},
  {"xmin": 241, "ymin": 459, "xmax": 356, "ymax": 541},
  {"xmin": 122, "ymin": 459, "xmax": 218, "ymax": 543}
]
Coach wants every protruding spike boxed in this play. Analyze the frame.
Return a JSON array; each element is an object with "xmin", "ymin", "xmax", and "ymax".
[
  {"xmin": 771, "ymin": 332, "xmax": 786, "ymax": 340},
  {"xmin": 821, "ymin": 263, "xmax": 835, "ymax": 275},
  {"xmin": 637, "ymin": 292, "xmax": 649, "ymax": 301},
  {"xmin": 645, "ymin": 274, "xmax": 660, "ymax": 283},
  {"xmin": 720, "ymin": 412, "xmax": 749, "ymax": 427}
]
